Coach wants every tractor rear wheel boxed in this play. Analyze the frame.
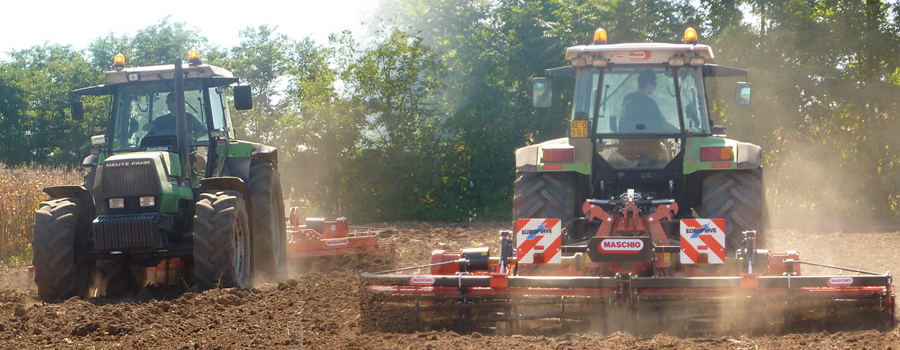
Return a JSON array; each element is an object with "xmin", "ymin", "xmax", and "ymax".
[
  {"xmin": 699, "ymin": 168, "xmax": 766, "ymax": 253},
  {"xmin": 513, "ymin": 172, "xmax": 578, "ymax": 240},
  {"xmin": 248, "ymin": 160, "xmax": 287, "ymax": 284},
  {"xmin": 193, "ymin": 190, "xmax": 251, "ymax": 290},
  {"xmin": 33, "ymin": 198, "xmax": 95, "ymax": 302}
]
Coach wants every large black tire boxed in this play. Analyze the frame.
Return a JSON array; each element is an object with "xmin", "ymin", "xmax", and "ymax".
[
  {"xmin": 193, "ymin": 190, "xmax": 251, "ymax": 290},
  {"xmin": 33, "ymin": 198, "xmax": 95, "ymax": 302},
  {"xmin": 513, "ymin": 172, "xmax": 578, "ymax": 241},
  {"xmin": 248, "ymin": 160, "xmax": 287, "ymax": 284},
  {"xmin": 699, "ymin": 168, "xmax": 766, "ymax": 253}
]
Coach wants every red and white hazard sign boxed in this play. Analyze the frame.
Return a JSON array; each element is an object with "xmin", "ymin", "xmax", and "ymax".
[
  {"xmin": 516, "ymin": 219, "xmax": 561, "ymax": 264},
  {"xmin": 680, "ymin": 219, "xmax": 726, "ymax": 264}
]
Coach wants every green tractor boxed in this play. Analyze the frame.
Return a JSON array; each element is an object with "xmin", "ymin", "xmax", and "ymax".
[
  {"xmin": 516, "ymin": 28, "xmax": 764, "ymax": 252},
  {"xmin": 33, "ymin": 51, "xmax": 287, "ymax": 302}
]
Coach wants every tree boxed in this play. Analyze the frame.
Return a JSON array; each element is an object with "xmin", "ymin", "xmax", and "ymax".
[
  {"xmin": 228, "ymin": 25, "xmax": 293, "ymax": 145},
  {"xmin": 324, "ymin": 29, "xmax": 447, "ymax": 221},
  {"xmin": 1, "ymin": 45, "xmax": 97, "ymax": 165}
]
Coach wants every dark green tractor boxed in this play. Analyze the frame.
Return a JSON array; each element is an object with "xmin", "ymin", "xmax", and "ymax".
[
  {"xmin": 33, "ymin": 52, "xmax": 287, "ymax": 301},
  {"xmin": 515, "ymin": 28, "xmax": 764, "ymax": 253}
]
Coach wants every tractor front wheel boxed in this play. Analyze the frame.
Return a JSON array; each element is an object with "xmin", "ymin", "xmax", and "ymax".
[
  {"xmin": 699, "ymin": 168, "xmax": 766, "ymax": 253},
  {"xmin": 33, "ymin": 198, "xmax": 95, "ymax": 302},
  {"xmin": 193, "ymin": 190, "xmax": 251, "ymax": 290}
]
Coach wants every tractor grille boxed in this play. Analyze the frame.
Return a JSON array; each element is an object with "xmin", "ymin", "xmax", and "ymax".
[
  {"xmin": 93, "ymin": 213, "xmax": 171, "ymax": 250},
  {"xmin": 98, "ymin": 162, "xmax": 161, "ymax": 197}
]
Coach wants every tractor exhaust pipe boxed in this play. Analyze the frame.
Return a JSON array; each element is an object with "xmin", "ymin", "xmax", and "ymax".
[{"xmin": 174, "ymin": 59, "xmax": 190, "ymax": 186}]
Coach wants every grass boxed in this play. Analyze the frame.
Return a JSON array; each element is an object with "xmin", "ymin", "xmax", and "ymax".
[{"xmin": 0, "ymin": 164, "xmax": 84, "ymax": 267}]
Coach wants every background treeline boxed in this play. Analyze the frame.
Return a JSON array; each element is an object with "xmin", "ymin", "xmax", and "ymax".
[{"xmin": 2, "ymin": 0, "xmax": 900, "ymax": 224}]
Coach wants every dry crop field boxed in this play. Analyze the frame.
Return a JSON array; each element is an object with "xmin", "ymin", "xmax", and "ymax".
[{"xmin": 0, "ymin": 165, "xmax": 83, "ymax": 266}]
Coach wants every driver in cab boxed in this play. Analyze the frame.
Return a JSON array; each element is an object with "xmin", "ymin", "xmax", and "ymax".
[
  {"xmin": 144, "ymin": 92, "xmax": 205, "ymax": 138},
  {"xmin": 617, "ymin": 69, "xmax": 679, "ymax": 164},
  {"xmin": 141, "ymin": 92, "xmax": 208, "ymax": 177}
]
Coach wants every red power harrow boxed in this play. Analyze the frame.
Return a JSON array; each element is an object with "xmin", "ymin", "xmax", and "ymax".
[
  {"xmin": 360, "ymin": 191, "xmax": 895, "ymax": 335},
  {"xmin": 286, "ymin": 209, "xmax": 394, "ymax": 260}
]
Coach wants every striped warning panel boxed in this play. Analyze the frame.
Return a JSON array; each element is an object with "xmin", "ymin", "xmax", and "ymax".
[
  {"xmin": 680, "ymin": 218, "xmax": 725, "ymax": 264},
  {"xmin": 516, "ymin": 218, "xmax": 561, "ymax": 264}
]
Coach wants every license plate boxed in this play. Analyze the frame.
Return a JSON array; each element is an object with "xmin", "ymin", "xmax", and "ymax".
[{"xmin": 570, "ymin": 120, "xmax": 588, "ymax": 138}]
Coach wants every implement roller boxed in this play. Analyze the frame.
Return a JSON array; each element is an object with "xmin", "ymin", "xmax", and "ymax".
[{"xmin": 360, "ymin": 191, "xmax": 895, "ymax": 335}]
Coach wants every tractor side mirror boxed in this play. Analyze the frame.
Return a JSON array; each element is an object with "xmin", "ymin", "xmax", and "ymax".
[
  {"xmin": 233, "ymin": 84, "xmax": 253, "ymax": 110},
  {"xmin": 71, "ymin": 99, "xmax": 84, "ymax": 121},
  {"xmin": 735, "ymin": 82, "xmax": 751, "ymax": 106},
  {"xmin": 533, "ymin": 77, "xmax": 552, "ymax": 108}
]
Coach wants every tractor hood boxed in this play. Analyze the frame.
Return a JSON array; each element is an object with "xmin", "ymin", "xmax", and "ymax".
[{"xmin": 94, "ymin": 151, "xmax": 192, "ymax": 215}]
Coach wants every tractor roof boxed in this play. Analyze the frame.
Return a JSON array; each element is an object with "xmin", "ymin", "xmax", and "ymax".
[
  {"xmin": 104, "ymin": 64, "xmax": 234, "ymax": 85},
  {"xmin": 566, "ymin": 43, "xmax": 714, "ymax": 65}
]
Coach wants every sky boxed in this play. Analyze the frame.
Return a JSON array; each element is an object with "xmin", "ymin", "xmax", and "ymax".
[{"xmin": 1, "ymin": 0, "xmax": 380, "ymax": 59}]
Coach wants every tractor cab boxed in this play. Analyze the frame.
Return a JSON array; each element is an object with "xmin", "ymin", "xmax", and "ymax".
[{"xmin": 73, "ymin": 51, "xmax": 252, "ymax": 187}]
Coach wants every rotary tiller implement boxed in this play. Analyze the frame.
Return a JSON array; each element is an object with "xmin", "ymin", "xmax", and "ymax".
[
  {"xmin": 286, "ymin": 211, "xmax": 394, "ymax": 260},
  {"xmin": 360, "ymin": 191, "xmax": 895, "ymax": 335}
]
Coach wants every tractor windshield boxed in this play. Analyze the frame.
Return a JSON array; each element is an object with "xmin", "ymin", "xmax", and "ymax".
[
  {"xmin": 572, "ymin": 66, "xmax": 710, "ymax": 169},
  {"xmin": 108, "ymin": 83, "xmax": 221, "ymax": 152},
  {"xmin": 573, "ymin": 66, "xmax": 709, "ymax": 135}
]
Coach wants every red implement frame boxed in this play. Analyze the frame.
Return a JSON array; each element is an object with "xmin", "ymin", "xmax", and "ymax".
[
  {"xmin": 360, "ymin": 193, "xmax": 897, "ymax": 333},
  {"xmin": 286, "ymin": 212, "xmax": 394, "ymax": 259}
]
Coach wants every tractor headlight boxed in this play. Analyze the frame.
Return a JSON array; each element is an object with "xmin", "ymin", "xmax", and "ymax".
[
  {"xmin": 140, "ymin": 196, "xmax": 155, "ymax": 208},
  {"xmin": 109, "ymin": 198, "xmax": 124, "ymax": 209}
]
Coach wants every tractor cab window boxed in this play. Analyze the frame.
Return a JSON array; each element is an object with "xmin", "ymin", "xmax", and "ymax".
[
  {"xmin": 109, "ymin": 85, "xmax": 210, "ymax": 152},
  {"xmin": 209, "ymin": 87, "xmax": 228, "ymax": 132},
  {"xmin": 571, "ymin": 66, "xmax": 711, "ymax": 169},
  {"xmin": 574, "ymin": 66, "xmax": 710, "ymax": 135}
]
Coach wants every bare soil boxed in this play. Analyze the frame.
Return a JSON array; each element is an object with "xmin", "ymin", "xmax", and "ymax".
[{"xmin": 2, "ymin": 222, "xmax": 900, "ymax": 349}]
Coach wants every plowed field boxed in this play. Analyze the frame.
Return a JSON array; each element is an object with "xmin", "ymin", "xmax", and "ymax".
[{"xmin": 2, "ymin": 222, "xmax": 899, "ymax": 349}]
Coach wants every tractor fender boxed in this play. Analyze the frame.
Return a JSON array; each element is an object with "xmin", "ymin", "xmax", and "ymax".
[
  {"xmin": 736, "ymin": 141, "xmax": 762, "ymax": 169},
  {"xmin": 199, "ymin": 176, "xmax": 251, "ymax": 207},
  {"xmin": 515, "ymin": 144, "xmax": 539, "ymax": 172},
  {"xmin": 41, "ymin": 185, "xmax": 95, "ymax": 220},
  {"xmin": 251, "ymin": 143, "xmax": 278, "ymax": 164},
  {"xmin": 82, "ymin": 153, "xmax": 98, "ymax": 168}
]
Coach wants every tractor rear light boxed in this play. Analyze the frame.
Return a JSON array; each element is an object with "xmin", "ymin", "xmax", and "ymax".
[
  {"xmin": 543, "ymin": 147, "xmax": 574, "ymax": 163},
  {"xmin": 140, "ymin": 196, "xmax": 155, "ymax": 208},
  {"xmin": 701, "ymin": 147, "xmax": 733, "ymax": 161},
  {"xmin": 90, "ymin": 146, "xmax": 100, "ymax": 155},
  {"xmin": 109, "ymin": 198, "xmax": 124, "ymax": 209}
]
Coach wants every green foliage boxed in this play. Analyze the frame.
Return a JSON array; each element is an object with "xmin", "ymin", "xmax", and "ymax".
[
  {"xmin": 1, "ymin": 44, "xmax": 97, "ymax": 165},
  {"xmin": 5, "ymin": 0, "xmax": 900, "ymax": 232},
  {"xmin": 709, "ymin": 0, "xmax": 900, "ymax": 220}
]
